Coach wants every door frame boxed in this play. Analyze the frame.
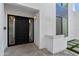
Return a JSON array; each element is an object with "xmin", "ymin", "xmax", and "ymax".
[{"xmin": 7, "ymin": 14, "xmax": 34, "ymax": 46}]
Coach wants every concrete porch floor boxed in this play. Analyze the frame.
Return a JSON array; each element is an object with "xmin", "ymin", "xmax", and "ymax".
[
  {"xmin": 53, "ymin": 49, "xmax": 78, "ymax": 56},
  {"xmin": 4, "ymin": 43, "xmax": 53, "ymax": 56}
]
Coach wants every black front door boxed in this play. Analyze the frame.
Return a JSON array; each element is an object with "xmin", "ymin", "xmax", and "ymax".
[{"xmin": 15, "ymin": 16, "xmax": 29, "ymax": 45}]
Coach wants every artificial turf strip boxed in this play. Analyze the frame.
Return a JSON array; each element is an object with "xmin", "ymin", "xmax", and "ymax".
[
  {"xmin": 67, "ymin": 48, "xmax": 79, "ymax": 54},
  {"xmin": 67, "ymin": 39, "xmax": 79, "ymax": 54}
]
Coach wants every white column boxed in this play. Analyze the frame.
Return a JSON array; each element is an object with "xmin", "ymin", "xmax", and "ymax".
[{"xmin": 0, "ymin": 3, "xmax": 5, "ymax": 56}]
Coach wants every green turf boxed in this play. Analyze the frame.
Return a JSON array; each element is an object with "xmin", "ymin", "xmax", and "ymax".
[{"xmin": 67, "ymin": 39, "xmax": 79, "ymax": 54}]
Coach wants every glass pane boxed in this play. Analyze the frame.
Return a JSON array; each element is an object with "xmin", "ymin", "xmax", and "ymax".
[
  {"xmin": 62, "ymin": 17, "xmax": 68, "ymax": 37},
  {"xmin": 9, "ymin": 16, "xmax": 15, "ymax": 45},
  {"xmin": 56, "ymin": 16, "xmax": 62, "ymax": 35},
  {"xmin": 56, "ymin": 3, "xmax": 68, "ymax": 36},
  {"xmin": 29, "ymin": 19, "xmax": 34, "ymax": 42}
]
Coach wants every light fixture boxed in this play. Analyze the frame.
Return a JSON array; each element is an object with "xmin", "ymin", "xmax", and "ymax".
[{"xmin": 34, "ymin": 16, "xmax": 37, "ymax": 20}]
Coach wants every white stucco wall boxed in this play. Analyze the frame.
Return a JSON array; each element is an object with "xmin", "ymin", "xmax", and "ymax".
[
  {"xmin": 0, "ymin": 3, "xmax": 5, "ymax": 56},
  {"xmin": 67, "ymin": 3, "xmax": 77, "ymax": 41},
  {"xmin": 40, "ymin": 4, "xmax": 56, "ymax": 49},
  {"xmin": 66, "ymin": 4, "xmax": 79, "ymax": 41},
  {"xmin": 34, "ymin": 12, "xmax": 40, "ymax": 47},
  {"xmin": 18, "ymin": 3, "xmax": 56, "ymax": 49},
  {"xmin": 72, "ymin": 12, "xmax": 79, "ymax": 39}
]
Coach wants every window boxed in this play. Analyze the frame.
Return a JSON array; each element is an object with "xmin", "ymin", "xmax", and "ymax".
[
  {"xmin": 56, "ymin": 3, "xmax": 68, "ymax": 37},
  {"xmin": 56, "ymin": 16, "xmax": 68, "ymax": 37},
  {"xmin": 56, "ymin": 16, "xmax": 63, "ymax": 35}
]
